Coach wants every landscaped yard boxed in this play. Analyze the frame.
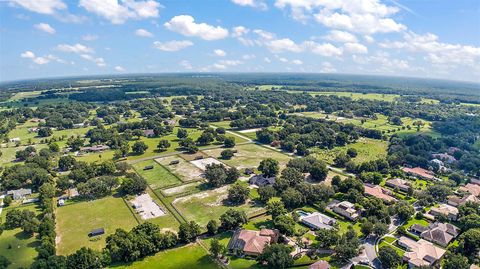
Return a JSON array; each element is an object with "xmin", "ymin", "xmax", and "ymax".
[
  {"xmin": 201, "ymin": 143, "xmax": 292, "ymax": 170},
  {"xmin": 56, "ymin": 196, "xmax": 139, "ymax": 255},
  {"xmin": 0, "ymin": 203, "xmax": 42, "ymax": 269},
  {"xmin": 312, "ymin": 138, "xmax": 388, "ymax": 165},
  {"xmin": 111, "ymin": 243, "xmax": 218, "ymax": 269},
  {"xmin": 132, "ymin": 160, "xmax": 182, "ymax": 189},
  {"xmin": 172, "ymin": 185, "xmax": 265, "ymax": 226}
]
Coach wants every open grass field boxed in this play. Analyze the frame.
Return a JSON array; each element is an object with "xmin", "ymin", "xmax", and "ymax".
[
  {"xmin": 0, "ymin": 203, "xmax": 42, "ymax": 269},
  {"xmin": 160, "ymin": 181, "xmax": 205, "ymax": 197},
  {"xmin": 155, "ymin": 155, "xmax": 203, "ymax": 182},
  {"xmin": 75, "ymin": 150, "xmax": 116, "ymax": 163},
  {"xmin": 296, "ymin": 91, "xmax": 401, "ymax": 102},
  {"xmin": 172, "ymin": 185, "xmax": 264, "ymax": 227},
  {"xmin": 132, "ymin": 160, "xmax": 182, "ymax": 189},
  {"xmin": 202, "ymin": 143, "xmax": 292, "ymax": 170},
  {"xmin": 10, "ymin": 91, "xmax": 43, "ymax": 101},
  {"xmin": 111, "ymin": 243, "xmax": 217, "ymax": 269},
  {"xmin": 312, "ymin": 138, "xmax": 388, "ymax": 165},
  {"xmin": 55, "ymin": 196, "xmax": 139, "ymax": 255}
]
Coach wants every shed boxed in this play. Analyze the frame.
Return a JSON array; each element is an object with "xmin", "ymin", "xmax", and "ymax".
[
  {"xmin": 169, "ymin": 160, "xmax": 180, "ymax": 165},
  {"xmin": 194, "ymin": 156, "xmax": 204, "ymax": 160},
  {"xmin": 88, "ymin": 228, "xmax": 105, "ymax": 237},
  {"xmin": 143, "ymin": 165, "xmax": 154, "ymax": 170}
]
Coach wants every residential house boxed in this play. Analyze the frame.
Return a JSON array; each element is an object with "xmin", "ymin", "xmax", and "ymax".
[
  {"xmin": 402, "ymin": 167, "xmax": 436, "ymax": 180},
  {"xmin": 429, "ymin": 204, "xmax": 459, "ymax": 221},
  {"xmin": 143, "ymin": 129, "xmax": 155, "ymax": 137},
  {"xmin": 385, "ymin": 178, "xmax": 411, "ymax": 192},
  {"xmin": 431, "ymin": 153, "xmax": 456, "ymax": 164},
  {"xmin": 459, "ymin": 183, "xmax": 480, "ymax": 197},
  {"xmin": 447, "ymin": 194, "xmax": 479, "ymax": 207},
  {"xmin": 228, "ymin": 228, "xmax": 279, "ymax": 256},
  {"xmin": 420, "ymin": 222, "xmax": 460, "ymax": 247},
  {"xmin": 332, "ymin": 201, "xmax": 359, "ymax": 220},
  {"xmin": 398, "ymin": 237, "xmax": 446, "ymax": 268},
  {"xmin": 80, "ymin": 145, "xmax": 110, "ymax": 153},
  {"xmin": 410, "ymin": 224, "xmax": 429, "ymax": 236},
  {"xmin": 7, "ymin": 188, "xmax": 32, "ymax": 200},
  {"xmin": 249, "ymin": 174, "xmax": 275, "ymax": 187},
  {"xmin": 309, "ymin": 260, "xmax": 330, "ymax": 269},
  {"xmin": 364, "ymin": 184, "xmax": 397, "ymax": 202},
  {"xmin": 299, "ymin": 212, "xmax": 336, "ymax": 230}
]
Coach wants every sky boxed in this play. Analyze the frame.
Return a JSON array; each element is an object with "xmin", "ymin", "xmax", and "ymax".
[{"xmin": 0, "ymin": 0, "xmax": 479, "ymax": 83}]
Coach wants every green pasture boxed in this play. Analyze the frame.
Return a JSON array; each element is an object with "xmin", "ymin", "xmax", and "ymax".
[
  {"xmin": 132, "ymin": 160, "xmax": 182, "ymax": 189},
  {"xmin": 55, "ymin": 196, "xmax": 138, "ymax": 255}
]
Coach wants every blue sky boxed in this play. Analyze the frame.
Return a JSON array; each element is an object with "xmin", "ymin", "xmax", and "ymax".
[{"xmin": 0, "ymin": 0, "xmax": 479, "ymax": 82}]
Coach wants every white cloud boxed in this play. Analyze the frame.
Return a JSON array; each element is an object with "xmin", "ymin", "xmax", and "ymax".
[
  {"xmin": 264, "ymin": 57, "xmax": 271, "ymax": 63},
  {"xmin": 34, "ymin": 23, "xmax": 56, "ymax": 34},
  {"xmin": 20, "ymin": 50, "xmax": 65, "ymax": 65},
  {"xmin": 323, "ymin": 30, "xmax": 357, "ymax": 43},
  {"xmin": 291, "ymin": 59, "xmax": 303, "ymax": 65},
  {"xmin": 343, "ymin": 42, "xmax": 368, "ymax": 54},
  {"xmin": 274, "ymin": 0, "xmax": 406, "ymax": 34},
  {"xmin": 9, "ymin": 0, "xmax": 66, "ymax": 15},
  {"xmin": 80, "ymin": 54, "xmax": 106, "ymax": 67},
  {"xmin": 114, "ymin": 65, "xmax": 126, "ymax": 72},
  {"xmin": 232, "ymin": 26, "xmax": 250, "ymax": 37},
  {"xmin": 79, "ymin": 0, "xmax": 160, "ymax": 24},
  {"xmin": 319, "ymin": 62, "xmax": 337, "ymax": 73},
  {"xmin": 214, "ymin": 49, "xmax": 226, "ymax": 57},
  {"xmin": 82, "ymin": 34, "xmax": 98, "ymax": 41},
  {"xmin": 180, "ymin": 60, "xmax": 192, "ymax": 70},
  {"xmin": 364, "ymin": 35, "xmax": 374, "ymax": 43},
  {"xmin": 265, "ymin": 38, "xmax": 303, "ymax": 53},
  {"xmin": 153, "ymin": 40, "xmax": 193, "ymax": 51},
  {"xmin": 231, "ymin": 0, "xmax": 267, "ymax": 10},
  {"xmin": 56, "ymin": 43, "xmax": 94, "ymax": 54},
  {"xmin": 135, "ymin": 28, "xmax": 153, "ymax": 37},
  {"xmin": 304, "ymin": 41, "xmax": 343, "ymax": 57},
  {"xmin": 242, "ymin": 54, "xmax": 255, "ymax": 60},
  {"xmin": 380, "ymin": 31, "xmax": 480, "ymax": 66},
  {"xmin": 164, "ymin": 15, "xmax": 229, "ymax": 40}
]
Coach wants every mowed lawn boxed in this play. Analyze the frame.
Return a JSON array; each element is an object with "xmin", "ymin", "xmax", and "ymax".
[
  {"xmin": 173, "ymin": 185, "xmax": 265, "ymax": 227},
  {"xmin": 56, "ymin": 196, "xmax": 138, "ymax": 255},
  {"xmin": 312, "ymin": 138, "xmax": 388, "ymax": 165},
  {"xmin": 132, "ymin": 160, "xmax": 182, "ymax": 189},
  {"xmin": 155, "ymin": 155, "xmax": 203, "ymax": 182},
  {"xmin": 111, "ymin": 243, "xmax": 217, "ymax": 269},
  {"xmin": 202, "ymin": 143, "xmax": 291, "ymax": 170},
  {"xmin": 0, "ymin": 203, "xmax": 42, "ymax": 269}
]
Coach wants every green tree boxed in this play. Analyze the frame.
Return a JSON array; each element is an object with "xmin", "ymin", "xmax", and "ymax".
[
  {"xmin": 227, "ymin": 183, "xmax": 250, "ymax": 205},
  {"xmin": 378, "ymin": 246, "xmax": 401, "ymax": 269},
  {"xmin": 209, "ymin": 238, "xmax": 224, "ymax": 259},
  {"xmin": 258, "ymin": 186, "xmax": 276, "ymax": 203},
  {"xmin": 224, "ymin": 137, "xmax": 236, "ymax": 148},
  {"xmin": 309, "ymin": 160, "xmax": 328, "ymax": 182},
  {"xmin": 273, "ymin": 215, "xmax": 296, "ymax": 236},
  {"xmin": 156, "ymin": 140, "xmax": 171, "ymax": 151},
  {"xmin": 266, "ymin": 200, "xmax": 287, "ymax": 219},
  {"xmin": 443, "ymin": 253, "xmax": 469, "ymax": 269},
  {"xmin": 120, "ymin": 174, "xmax": 147, "ymax": 195},
  {"xmin": 66, "ymin": 247, "xmax": 104, "ymax": 269},
  {"xmin": 178, "ymin": 221, "xmax": 201, "ymax": 243},
  {"xmin": 220, "ymin": 149, "xmax": 235, "ymax": 159},
  {"xmin": 220, "ymin": 209, "xmax": 247, "ymax": 230},
  {"xmin": 206, "ymin": 220, "xmax": 219, "ymax": 235},
  {"xmin": 177, "ymin": 128, "xmax": 188, "ymax": 139},
  {"xmin": 0, "ymin": 256, "xmax": 11, "ymax": 269},
  {"xmin": 2, "ymin": 195, "xmax": 12, "ymax": 207},
  {"xmin": 258, "ymin": 158, "xmax": 279, "ymax": 177},
  {"xmin": 315, "ymin": 228, "xmax": 340, "ymax": 249},
  {"xmin": 257, "ymin": 244, "xmax": 294, "ymax": 269},
  {"xmin": 132, "ymin": 141, "xmax": 148, "ymax": 154}
]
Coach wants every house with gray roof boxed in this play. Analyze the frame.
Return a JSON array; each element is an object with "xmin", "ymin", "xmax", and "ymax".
[
  {"xmin": 300, "ymin": 212, "xmax": 336, "ymax": 230},
  {"xmin": 420, "ymin": 222, "xmax": 460, "ymax": 247},
  {"xmin": 7, "ymin": 188, "xmax": 32, "ymax": 200}
]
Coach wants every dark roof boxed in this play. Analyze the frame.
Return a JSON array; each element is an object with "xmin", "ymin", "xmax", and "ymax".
[{"xmin": 89, "ymin": 228, "xmax": 105, "ymax": 237}]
